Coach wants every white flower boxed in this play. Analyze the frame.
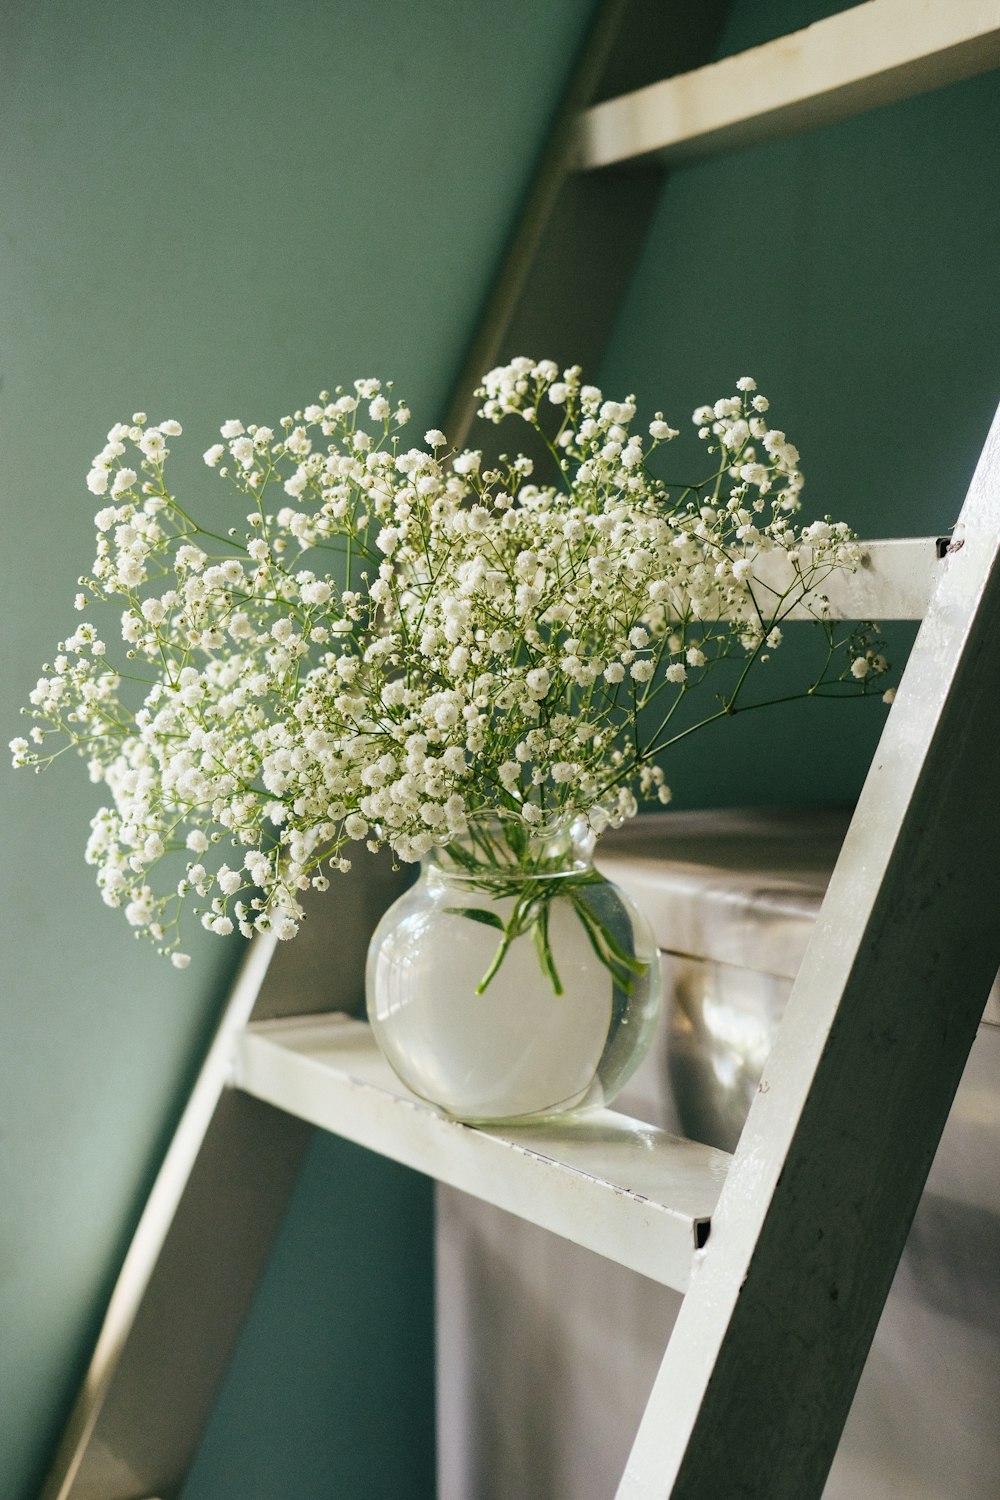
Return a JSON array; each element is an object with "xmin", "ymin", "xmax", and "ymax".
[
  {"xmin": 229, "ymin": 436, "xmax": 254, "ymax": 469},
  {"xmin": 300, "ymin": 579, "xmax": 331, "ymax": 605},
  {"xmin": 13, "ymin": 362, "xmax": 870, "ymax": 971},
  {"xmin": 498, "ymin": 760, "xmax": 521, "ymax": 791},
  {"xmin": 111, "ymin": 468, "xmax": 137, "ymax": 497},
  {"xmin": 170, "ymin": 952, "xmax": 191, "ymax": 969},
  {"xmin": 125, "ymin": 894, "xmax": 153, "ymax": 927},
  {"xmin": 141, "ymin": 598, "xmax": 166, "ymax": 626}
]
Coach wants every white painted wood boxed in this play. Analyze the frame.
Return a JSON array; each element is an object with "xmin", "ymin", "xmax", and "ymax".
[
  {"xmin": 577, "ymin": 0, "xmax": 1000, "ymax": 170},
  {"xmin": 661, "ymin": 537, "xmax": 941, "ymax": 624},
  {"xmin": 616, "ymin": 407, "xmax": 1000, "ymax": 1497},
  {"xmin": 41, "ymin": 934, "xmax": 278, "ymax": 1500},
  {"xmin": 691, "ymin": 536, "xmax": 943, "ymax": 623},
  {"xmin": 750, "ymin": 536, "xmax": 941, "ymax": 620},
  {"xmin": 235, "ymin": 1014, "xmax": 732, "ymax": 1291}
]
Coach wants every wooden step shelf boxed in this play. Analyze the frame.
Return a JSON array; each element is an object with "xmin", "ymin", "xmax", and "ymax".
[{"xmin": 235, "ymin": 1014, "xmax": 732, "ymax": 1292}]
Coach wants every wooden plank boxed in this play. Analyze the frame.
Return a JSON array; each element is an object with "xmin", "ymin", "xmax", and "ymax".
[
  {"xmin": 617, "ymin": 407, "xmax": 1000, "ymax": 1497},
  {"xmin": 577, "ymin": 0, "xmax": 1000, "ymax": 170},
  {"xmin": 751, "ymin": 536, "xmax": 942, "ymax": 621},
  {"xmin": 235, "ymin": 1015, "xmax": 733, "ymax": 1292},
  {"xmin": 443, "ymin": 0, "xmax": 636, "ymax": 447},
  {"xmin": 40, "ymin": 849, "xmax": 411, "ymax": 1500},
  {"xmin": 443, "ymin": 1, "xmax": 732, "ymax": 447},
  {"xmin": 664, "ymin": 537, "xmax": 941, "ymax": 625},
  {"xmin": 38, "ymin": 936, "xmax": 311, "ymax": 1500}
]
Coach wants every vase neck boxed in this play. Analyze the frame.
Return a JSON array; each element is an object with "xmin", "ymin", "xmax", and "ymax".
[{"xmin": 424, "ymin": 814, "xmax": 595, "ymax": 883}]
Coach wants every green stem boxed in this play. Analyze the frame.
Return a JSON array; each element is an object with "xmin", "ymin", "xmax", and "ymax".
[{"xmin": 452, "ymin": 865, "xmax": 647, "ymax": 997}]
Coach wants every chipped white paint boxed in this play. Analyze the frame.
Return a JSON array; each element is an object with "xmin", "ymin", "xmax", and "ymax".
[
  {"xmin": 235, "ymin": 1015, "xmax": 731, "ymax": 1291},
  {"xmin": 576, "ymin": 0, "xmax": 1000, "ymax": 170}
]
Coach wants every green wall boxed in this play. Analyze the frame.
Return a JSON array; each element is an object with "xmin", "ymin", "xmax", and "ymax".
[
  {"xmin": 0, "ymin": 4, "xmax": 593, "ymax": 1497},
  {"xmin": 600, "ymin": 0, "xmax": 1000, "ymax": 809},
  {"xmin": 5, "ymin": 1, "xmax": 997, "ymax": 1493}
]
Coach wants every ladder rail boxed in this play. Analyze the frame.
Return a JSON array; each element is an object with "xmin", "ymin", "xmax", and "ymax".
[{"xmin": 617, "ymin": 405, "xmax": 1000, "ymax": 1498}]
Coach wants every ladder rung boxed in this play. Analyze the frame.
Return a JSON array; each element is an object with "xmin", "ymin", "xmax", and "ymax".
[
  {"xmin": 575, "ymin": 0, "xmax": 1000, "ymax": 171},
  {"xmin": 684, "ymin": 536, "xmax": 942, "ymax": 623},
  {"xmin": 754, "ymin": 536, "xmax": 941, "ymax": 621},
  {"xmin": 235, "ymin": 1014, "xmax": 731, "ymax": 1292}
]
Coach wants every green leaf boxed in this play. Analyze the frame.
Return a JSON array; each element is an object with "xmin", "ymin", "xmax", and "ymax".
[
  {"xmin": 571, "ymin": 892, "xmax": 648, "ymax": 975},
  {"xmin": 447, "ymin": 905, "xmax": 505, "ymax": 931},
  {"xmin": 441, "ymin": 840, "xmax": 481, "ymax": 872}
]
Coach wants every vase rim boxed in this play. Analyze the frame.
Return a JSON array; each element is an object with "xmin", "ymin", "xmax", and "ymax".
[{"xmin": 426, "ymin": 809, "xmax": 597, "ymax": 877}]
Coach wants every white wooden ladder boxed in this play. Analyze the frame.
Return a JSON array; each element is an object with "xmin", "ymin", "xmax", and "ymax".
[{"xmin": 42, "ymin": 5, "xmax": 1000, "ymax": 1497}]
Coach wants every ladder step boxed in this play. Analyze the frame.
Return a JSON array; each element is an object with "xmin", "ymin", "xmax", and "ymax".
[
  {"xmin": 235, "ymin": 1014, "xmax": 731, "ymax": 1291},
  {"xmin": 575, "ymin": 1, "xmax": 1000, "ymax": 171}
]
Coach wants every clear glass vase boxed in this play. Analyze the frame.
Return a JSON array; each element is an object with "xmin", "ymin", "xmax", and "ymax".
[{"xmin": 365, "ymin": 815, "xmax": 662, "ymax": 1123}]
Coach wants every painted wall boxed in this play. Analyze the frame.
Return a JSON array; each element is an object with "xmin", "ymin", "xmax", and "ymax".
[
  {"xmin": 0, "ymin": 4, "xmax": 594, "ymax": 1497},
  {"xmin": 600, "ymin": 0, "xmax": 1000, "ymax": 811}
]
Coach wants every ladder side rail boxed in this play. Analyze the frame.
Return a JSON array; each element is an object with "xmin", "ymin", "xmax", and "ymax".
[
  {"xmin": 617, "ymin": 402, "xmax": 1000, "ymax": 1500},
  {"xmin": 36, "ymin": 935, "xmax": 308, "ymax": 1500}
]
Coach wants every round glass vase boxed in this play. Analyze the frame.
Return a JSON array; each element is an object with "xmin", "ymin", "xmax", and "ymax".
[{"xmin": 365, "ymin": 816, "xmax": 662, "ymax": 1124}]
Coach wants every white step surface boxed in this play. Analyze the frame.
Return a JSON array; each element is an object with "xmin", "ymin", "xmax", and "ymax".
[{"xmin": 234, "ymin": 1014, "xmax": 732, "ymax": 1292}]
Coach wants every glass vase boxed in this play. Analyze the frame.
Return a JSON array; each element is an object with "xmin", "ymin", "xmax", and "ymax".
[{"xmin": 365, "ymin": 815, "xmax": 661, "ymax": 1124}]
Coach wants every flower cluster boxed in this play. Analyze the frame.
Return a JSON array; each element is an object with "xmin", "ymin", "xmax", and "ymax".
[{"xmin": 11, "ymin": 361, "xmax": 887, "ymax": 964}]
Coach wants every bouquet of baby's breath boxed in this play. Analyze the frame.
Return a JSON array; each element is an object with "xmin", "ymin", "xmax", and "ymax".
[{"xmin": 11, "ymin": 359, "xmax": 887, "ymax": 969}]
